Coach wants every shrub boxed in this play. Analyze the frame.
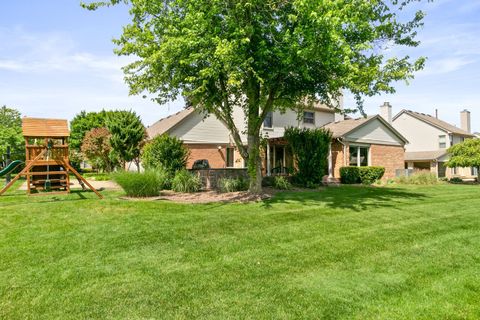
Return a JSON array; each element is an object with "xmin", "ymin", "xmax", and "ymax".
[
  {"xmin": 449, "ymin": 177, "xmax": 463, "ymax": 184},
  {"xmin": 359, "ymin": 167, "xmax": 385, "ymax": 185},
  {"xmin": 141, "ymin": 134, "xmax": 189, "ymax": 175},
  {"xmin": 273, "ymin": 176, "xmax": 292, "ymax": 190},
  {"xmin": 217, "ymin": 176, "xmax": 249, "ymax": 193},
  {"xmin": 113, "ymin": 170, "xmax": 168, "ymax": 197},
  {"xmin": 340, "ymin": 167, "xmax": 361, "ymax": 184},
  {"xmin": 395, "ymin": 172, "xmax": 438, "ymax": 185},
  {"xmin": 340, "ymin": 166, "xmax": 385, "ymax": 185},
  {"xmin": 172, "ymin": 170, "xmax": 201, "ymax": 193},
  {"xmin": 284, "ymin": 127, "xmax": 332, "ymax": 187}
]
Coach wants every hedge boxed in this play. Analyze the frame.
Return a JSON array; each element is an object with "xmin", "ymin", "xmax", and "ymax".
[{"xmin": 340, "ymin": 166, "xmax": 385, "ymax": 185}]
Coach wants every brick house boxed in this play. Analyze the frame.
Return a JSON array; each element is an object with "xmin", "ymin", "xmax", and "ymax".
[
  {"xmin": 323, "ymin": 115, "xmax": 407, "ymax": 180},
  {"xmin": 146, "ymin": 104, "xmax": 408, "ymax": 180}
]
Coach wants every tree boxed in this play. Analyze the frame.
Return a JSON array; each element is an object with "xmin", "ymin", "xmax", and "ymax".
[
  {"xmin": 284, "ymin": 127, "xmax": 332, "ymax": 187},
  {"xmin": 141, "ymin": 134, "xmax": 189, "ymax": 175},
  {"xmin": 446, "ymin": 139, "xmax": 480, "ymax": 182},
  {"xmin": 0, "ymin": 105, "xmax": 24, "ymax": 161},
  {"xmin": 106, "ymin": 110, "xmax": 146, "ymax": 171},
  {"xmin": 81, "ymin": 127, "xmax": 117, "ymax": 172},
  {"xmin": 83, "ymin": 0, "xmax": 426, "ymax": 192},
  {"xmin": 70, "ymin": 110, "xmax": 109, "ymax": 151}
]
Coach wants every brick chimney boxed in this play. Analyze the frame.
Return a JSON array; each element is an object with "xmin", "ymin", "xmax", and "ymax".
[
  {"xmin": 460, "ymin": 109, "xmax": 471, "ymax": 133},
  {"xmin": 380, "ymin": 102, "xmax": 392, "ymax": 123}
]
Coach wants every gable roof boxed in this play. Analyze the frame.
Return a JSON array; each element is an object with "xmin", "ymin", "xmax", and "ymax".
[
  {"xmin": 146, "ymin": 107, "xmax": 195, "ymax": 139},
  {"xmin": 22, "ymin": 117, "xmax": 70, "ymax": 137},
  {"xmin": 393, "ymin": 110, "xmax": 475, "ymax": 137},
  {"xmin": 322, "ymin": 115, "xmax": 409, "ymax": 144}
]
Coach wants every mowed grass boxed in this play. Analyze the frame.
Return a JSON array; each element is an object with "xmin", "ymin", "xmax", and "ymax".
[{"xmin": 1, "ymin": 182, "xmax": 480, "ymax": 319}]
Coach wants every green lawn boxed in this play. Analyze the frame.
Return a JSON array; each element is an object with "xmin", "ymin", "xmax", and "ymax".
[{"xmin": 1, "ymin": 183, "xmax": 480, "ymax": 319}]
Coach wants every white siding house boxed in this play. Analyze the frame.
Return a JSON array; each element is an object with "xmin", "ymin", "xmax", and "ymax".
[{"xmin": 385, "ymin": 106, "xmax": 477, "ymax": 179}]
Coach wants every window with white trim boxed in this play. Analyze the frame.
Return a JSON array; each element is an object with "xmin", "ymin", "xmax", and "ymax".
[
  {"xmin": 439, "ymin": 135, "xmax": 447, "ymax": 149},
  {"xmin": 472, "ymin": 167, "xmax": 478, "ymax": 176},
  {"xmin": 263, "ymin": 112, "xmax": 273, "ymax": 128},
  {"xmin": 349, "ymin": 146, "xmax": 369, "ymax": 167},
  {"xmin": 303, "ymin": 111, "xmax": 315, "ymax": 124}
]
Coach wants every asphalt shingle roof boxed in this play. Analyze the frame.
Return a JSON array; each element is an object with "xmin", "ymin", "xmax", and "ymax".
[{"xmin": 394, "ymin": 110, "xmax": 475, "ymax": 137}]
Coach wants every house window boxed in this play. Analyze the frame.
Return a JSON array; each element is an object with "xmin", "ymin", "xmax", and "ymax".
[
  {"xmin": 263, "ymin": 111, "xmax": 273, "ymax": 128},
  {"xmin": 303, "ymin": 111, "xmax": 315, "ymax": 124},
  {"xmin": 226, "ymin": 147, "xmax": 234, "ymax": 167},
  {"xmin": 439, "ymin": 135, "xmax": 447, "ymax": 149},
  {"xmin": 349, "ymin": 146, "xmax": 369, "ymax": 167},
  {"xmin": 472, "ymin": 167, "xmax": 478, "ymax": 176}
]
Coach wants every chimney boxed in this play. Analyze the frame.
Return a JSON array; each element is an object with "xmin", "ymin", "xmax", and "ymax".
[
  {"xmin": 435, "ymin": 109, "xmax": 438, "ymax": 119},
  {"xmin": 380, "ymin": 102, "xmax": 392, "ymax": 123},
  {"xmin": 460, "ymin": 109, "xmax": 471, "ymax": 133}
]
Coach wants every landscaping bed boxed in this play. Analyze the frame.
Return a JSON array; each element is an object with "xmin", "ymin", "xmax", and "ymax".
[{"xmin": 120, "ymin": 189, "xmax": 277, "ymax": 203}]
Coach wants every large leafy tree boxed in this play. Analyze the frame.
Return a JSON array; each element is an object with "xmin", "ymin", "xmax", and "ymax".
[
  {"xmin": 0, "ymin": 105, "xmax": 24, "ymax": 161},
  {"xmin": 70, "ymin": 110, "xmax": 109, "ymax": 150},
  {"xmin": 83, "ymin": 0, "xmax": 426, "ymax": 192},
  {"xmin": 106, "ymin": 110, "xmax": 146, "ymax": 171},
  {"xmin": 446, "ymin": 139, "xmax": 480, "ymax": 182}
]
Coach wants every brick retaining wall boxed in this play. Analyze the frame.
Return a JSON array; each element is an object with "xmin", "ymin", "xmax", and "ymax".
[{"xmin": 190, "ymin": 168, "xmax": 249, "ymax": 190}]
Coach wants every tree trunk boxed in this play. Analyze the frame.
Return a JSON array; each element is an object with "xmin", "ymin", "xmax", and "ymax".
[
  {"xmin": 477, "ymin": 166, "xmax": 480, "ymax": 184},
  {"xmin": 247, "ymin": 133, "xmax": 262, "ymax": 193}
]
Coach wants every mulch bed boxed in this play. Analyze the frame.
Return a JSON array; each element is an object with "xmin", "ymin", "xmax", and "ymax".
[{"xmin": 120, "ymin": 188, "xmax": 279, "ymax": 204}]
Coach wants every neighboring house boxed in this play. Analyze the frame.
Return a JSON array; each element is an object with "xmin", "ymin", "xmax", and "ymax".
[
  {"xmin": 146, "ymin": 102, "xmax": 408, "ymax": 180},
  {"xmin": 385, "ymin": 104, "xmax": 477, "ymax": 179}
]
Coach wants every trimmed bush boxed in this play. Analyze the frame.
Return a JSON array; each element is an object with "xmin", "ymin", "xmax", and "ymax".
[
  {"xmin": 395, "ymin": 172, "xmax": 438, "ymax": 185},
  {"xmin": 340, "ymin": 167, "xmax": 361, "ymax": 184},
  {"xmin": 449, "ymin": 177, "xmax": 463, "ymax": 184},
  {"xmin": 113, "ymin": 170, "xmax": 168, "ymax": 197},
  {"xmin": 172, "ymin": 170, "xmax": 201, "ymax": 193},
  {"xmin": 273, "ymin": 176, "xmax": 292, "ymax": 190},
  {"xmin": 340, "ymin": 166, "xmax": 385, "ymax": 185},
  {"xmin": 359, "ymin": 167, "xmax": 385, "ymax": 185},
  {"xmin": 217, "ymin": 177, "xmax": 249, "ymax": 193}
]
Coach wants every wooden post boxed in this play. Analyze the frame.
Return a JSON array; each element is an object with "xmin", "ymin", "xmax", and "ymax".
[{"xmin": 62, "ymin": 160, "xmax": 103, "ymax": 199}]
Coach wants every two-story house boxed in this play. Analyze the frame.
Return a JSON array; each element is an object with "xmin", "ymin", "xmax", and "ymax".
[
  {"xmin": 146, "ymin": 102, "xmax": 408, "ymax": 180},
  {"xmin": 383, "ymin": 103, "xmax": 477, "ymax": 179}
]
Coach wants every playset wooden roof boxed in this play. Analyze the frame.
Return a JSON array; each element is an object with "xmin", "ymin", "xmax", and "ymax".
[{"xmin": 22, "ymin": 117, "xmax": 70, "ymax": 138}]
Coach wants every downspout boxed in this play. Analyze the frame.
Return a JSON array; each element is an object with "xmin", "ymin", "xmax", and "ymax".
[{"xmin": 328, "ymin": 142, "xmax": 333, "ymax": 178}]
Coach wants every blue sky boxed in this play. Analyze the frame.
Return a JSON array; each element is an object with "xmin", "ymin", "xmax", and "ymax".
[{"xmin": 0, "ymin": 0, "xmax": 479, "ymax": 132}]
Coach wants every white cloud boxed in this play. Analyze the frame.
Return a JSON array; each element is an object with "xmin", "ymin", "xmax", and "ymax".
[{"xmin": 417, "ymin": 57, "xmax": 475, "ymax": 76}]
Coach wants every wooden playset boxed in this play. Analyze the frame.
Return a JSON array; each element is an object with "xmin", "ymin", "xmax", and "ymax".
[{"xmin": 0, "ymin": 117, "xmax": 103, "ymax": 198}]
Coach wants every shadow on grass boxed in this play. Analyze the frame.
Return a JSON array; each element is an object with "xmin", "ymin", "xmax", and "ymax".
[{"xmin": 262, "ymin": 186, "xmax": 429, "ymax": 212}]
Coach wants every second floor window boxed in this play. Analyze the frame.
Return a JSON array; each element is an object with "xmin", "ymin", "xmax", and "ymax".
[
  {"xmin": 303, "ymin": 111, "xmax": 315, "ymax": 124},
  {"xmin": 439, "ymin": 135, "xmax": 447, "ymax": 149},
  {"xmin": 263, "ymin": 111, "xmax": 273, "ymax": 128}
]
